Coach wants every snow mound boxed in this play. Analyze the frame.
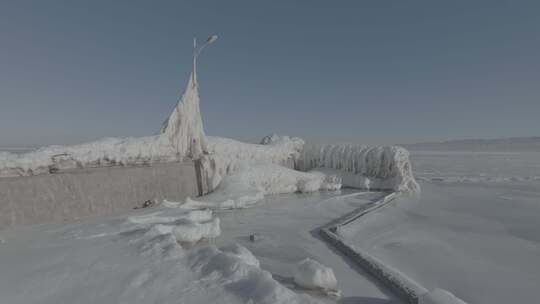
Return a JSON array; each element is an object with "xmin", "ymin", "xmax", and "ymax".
[
  {"xmin": 299, "ymin": 144, "xmax": 420, "ymax": 193},
  {"xmin": 420, "ymin": 289, "xmax": 468, "ymax": 304},
  {"xmin": 0, "ymin": 73, "xmax": 206, "ymax": 177},
  {"xmin": 190, "ymin": 244, "xmax": 322, "ymax": 304},
  {"xmin": 150, "ymin": 217, "xmax": 221, "ymax": 243},
  {"xmin": 293, "ymin": 258, "xmax": 338, "ymax": 291},
  {"xmin": 125, "ymin": 205, "xmax": 221, "ymax": 244},
  {"xmin": 182, "ymin": 162, "xmax": 341, "ymax": 209}
]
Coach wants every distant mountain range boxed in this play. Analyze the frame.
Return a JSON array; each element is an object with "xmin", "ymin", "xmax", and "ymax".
[{"xmin": 403, "ymin": 137, "xmax": 540, "ymax": 152}]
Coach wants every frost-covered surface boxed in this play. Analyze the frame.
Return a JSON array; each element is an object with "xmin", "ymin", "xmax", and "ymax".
[
  {"xmin": 160, "ymin": 74, "xmax": 208, "ymax": 158},
  {"xmin": 185, "ymin": 162, "xmax": 341, "ymax": 209},
  {"xmin": 320, "ymin": 192, "xmax": 428, "ymax": 303},
  {"xmin": 299, "ymin": 144, "xmax": 420, "ymax": 193},
  {"xmin": 199, "ymin": 135, "xmax": 304, "ymax": 193},
  {"xmin": 213, "ymin": 190, "xmax": 402, "ymax": 302},
  {"xmin": 0, "ymin": 74, "xmax": 206, "ymax": 178},
  {"xmin": 208, "ymin": 135, "xmax": 303, "ymax": 164},
  {"xmin": 338, "ymin": 151, "xmax": 540, "ymax": 304},
  {"xmin": 420, "ymin": 289, "xmax": 468, "ymax": 304},
  {"xmin": 411, "ymin": 150, "xmax": 540, "ymax": 184},
  {"xmin": 404, "ymin": 136, "xmax": 540, "ymax": 152},
  {"xmin": 294, "ymin": 258, "xmax": 338, "ymax": 291},
  {"xmin": 189, "ymin": 244, "xmax": 321, "ymax": 304},
  {"xmin": 0, "ymin": 201, "xmax": 326, "ymax": 304},
  {"xmin": 0, "ymin": 136, "xmax": 176, "ymax": 177}
]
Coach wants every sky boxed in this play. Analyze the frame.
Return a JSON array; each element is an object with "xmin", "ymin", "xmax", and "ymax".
[{"xmin": 1, "ymin": 1, "xmax": 539, "ymax": 148}]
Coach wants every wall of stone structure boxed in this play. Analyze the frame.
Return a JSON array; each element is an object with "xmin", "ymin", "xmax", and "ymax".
[{"xmin": 0, "ymin": 162, "xmax": 198, "ymax": 230}]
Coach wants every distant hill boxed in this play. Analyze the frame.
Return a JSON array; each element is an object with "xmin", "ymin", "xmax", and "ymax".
[{"xmin": 403, "ymin": 137, "xmax": 540, "ymax": 152}]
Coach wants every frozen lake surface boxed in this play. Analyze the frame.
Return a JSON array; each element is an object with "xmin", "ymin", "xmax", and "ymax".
[
  {"xmin": 215, "ymin": 190, "xmax": 402, "ymax": 303},
  {"xmin": 338, "ymin": 151, "xmax": 540, "ymax": 304}
]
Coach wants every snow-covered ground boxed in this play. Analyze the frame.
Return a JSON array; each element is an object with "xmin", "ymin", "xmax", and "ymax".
[
  {"xmin": 337, "ymin": 150, "xmax": 540, "ymax": 304},
  {"xmin": 3, "ymin": 147, "xmax": 536, "ymax": 303},
  {"xmin": 0, "ymin": 190, "xmax": 404, "ymax": 304},
  {"xmin": 214, "ymin": 190, "xmax": 403, "ymax": 303}
]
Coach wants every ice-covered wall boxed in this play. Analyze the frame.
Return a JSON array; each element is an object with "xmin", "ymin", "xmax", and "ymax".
[
  {"xmin": 0, "ymin": 74, "xmax": 206, "ymax": 178},
  {"xmin": 298, "ymin": 144, "xmax": 420, "ymax": 194},
  {"xmin": 196, "ymin": 135, "xmax": 304, "ymax": 194}
]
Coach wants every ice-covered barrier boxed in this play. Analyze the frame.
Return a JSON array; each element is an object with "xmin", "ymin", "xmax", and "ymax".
[
  {"xmin": 298, "ymin": 144, "xmax": 420, "ymax": 194},
  {"xmin": 420, "ymin": 289, "xmax": 468, "ymax": 304},
  {"xmin": 197, "ymin": 135, "xmax": 304, "ymax": 194},
  {"xmin": 0, "ymin": 74, "xmax": 207, "ymax": 178}
]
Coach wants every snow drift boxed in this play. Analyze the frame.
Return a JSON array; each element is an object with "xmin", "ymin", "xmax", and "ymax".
[
  {"xmin": 189, "ymin": 244, "xmax": 323, "ymax": 304},
  {"xmin": 127, "ymin": 205, "xmax": 221, "ymax": 245},
  {"xmin": 183, "ymin": 162, "xmax": 341, "ymax": 209},
  {"xmin": 0, "ymin": 73, "xmax": 206, "ymax": 177},
  {"xmin": 298, "ymin": 144, "xmax": 420, "ymax": 193}
]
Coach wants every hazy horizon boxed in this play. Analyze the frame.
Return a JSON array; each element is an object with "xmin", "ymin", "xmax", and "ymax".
[{"xmin": 1, "ymin": 1, "xmax": 539, "ymax": 147}]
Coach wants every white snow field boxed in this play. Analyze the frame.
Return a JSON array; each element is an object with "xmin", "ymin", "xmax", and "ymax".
[
  {"xmin": 0, "ymin": 201, "xmax": 319, "ymax": 304},
  {"xmin": 337, "ymin": 150, "xmax": 540, "ymax": 304},
  {"xmin": 212, "ymin": 190, "xmax": 404, "ymax": 303},
  {"xmin": 0, "ymin": 190, "xmax": 406, "ymax": 304}
]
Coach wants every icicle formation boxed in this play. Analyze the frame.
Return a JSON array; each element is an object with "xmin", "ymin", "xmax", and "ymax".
[
  {"xmin": 0, "ymin": 73, "xmax": 209, "ymax": 177},
  {"xmin": 160, "ymin": 73, "xmax": 208, "ymax": 159},
  {"xmin": 299, "ymin": 144, "xmax": 420, "ymax": 194}
]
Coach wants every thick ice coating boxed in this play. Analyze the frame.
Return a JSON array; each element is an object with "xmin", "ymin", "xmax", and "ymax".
[
  {"xmin": 299, "ymin": 144, "xmax": 420, "ymax": 193},
  {"xmin": 197, "ymin": 135, "xmax": 304, "ymax": 194},
  {"xmin": 183, "ymin": 162, "xmax": 341, "ymax": 209},
  {"xmin": 0, "ymin": 73, "xmax": 206, "ymax": 177}
]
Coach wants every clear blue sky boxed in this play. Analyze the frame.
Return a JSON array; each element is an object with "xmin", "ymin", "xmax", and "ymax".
[{"xmin": 1, "ymin": 1, "xmax": 539, "ymax": 147}]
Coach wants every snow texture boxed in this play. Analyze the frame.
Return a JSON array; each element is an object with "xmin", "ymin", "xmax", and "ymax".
[
  {"xmin": 293, "ymin": 258, "xmax": 338, "ymax": 291},
  {"xmin": 160, "ymin": 73, "xmax": 208, "ymax": 159},
  {"xmin": 0, "ymin": 198, "xmax": 326, "ymax": 304},
  {"xmin": 420, "ymin": 289, "xmax": 468, "ymax": 304},
  {"xmin": 319, "ymin": 192, "xmax": 428, "ymax": 303},
  {"xmin": 0, "ymin": 73, "xmax": 206, "ymax": 177},
  {"xmin": 299, "ymin": 144, "xmax": 420, "ymax": 193},
  {"xmin": 126, "ymin": 205, "xmax": 221, "ymax": 245},
  {"xmin": 198, "ymin": 135, "xmax": 304, "ymax": 193},
  {"xmin": 184, "ymin": 162, "xmax": 341, "ymax": 209},
  {"xmin": 339, "ymin": 150, "xmax": 540, "ymax": 304},
  {"xmin": 189, "ymin": 244, "xmax": 322, "ymax": 304}
]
